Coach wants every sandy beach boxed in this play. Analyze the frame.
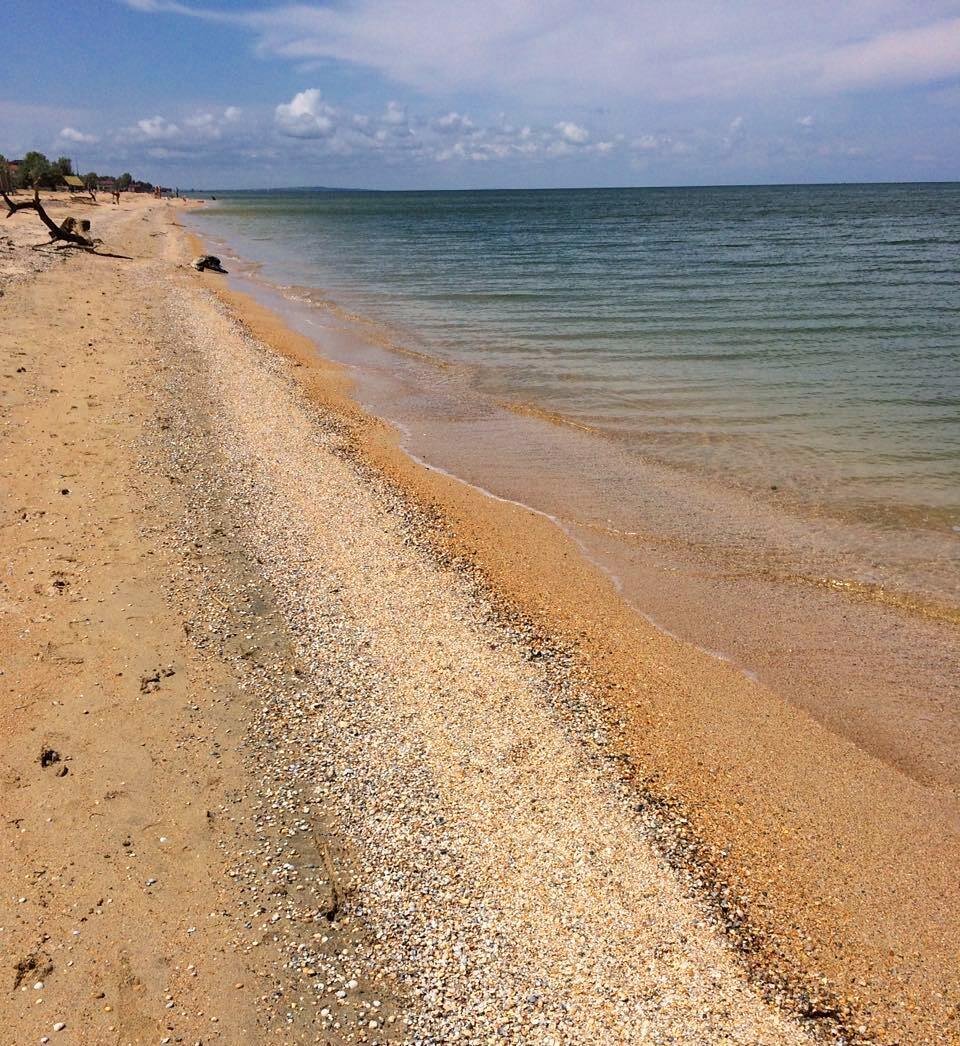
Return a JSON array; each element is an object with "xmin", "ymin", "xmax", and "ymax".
[{"xmin": 1, "ymin": 194, "xmax": 957, "ymax": 1045}]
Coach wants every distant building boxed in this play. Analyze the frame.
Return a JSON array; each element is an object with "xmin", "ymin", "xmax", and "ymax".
[{"xmin": 97, "ymin": 176, "xmax": 117, "ymax": 192}]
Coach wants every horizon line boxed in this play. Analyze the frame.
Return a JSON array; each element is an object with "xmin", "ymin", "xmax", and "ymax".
[{"xmin": 182, "ymin": 177, "xmax": 960, "ymax": 194}]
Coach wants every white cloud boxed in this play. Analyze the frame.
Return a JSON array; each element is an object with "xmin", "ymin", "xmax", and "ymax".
[
  {"xmin": 58, "ymin": 126, "xmax": 98, "ymax": 144},
  {"xmin": 555, "ymin": 121, "xmax": 589, "ymax": 144},
  {"xmin": 134, "ymin": 115, "xmax": 181, "ymax": 140},
  {"xmin": 180, "ymin": 108, "xmax": 244, "ymax": 139},
  {"xmin": 109, "ymin": 106, "xmax": 252, "ymax": 154},
  {"xmin": 54, "ymin": 86, "xmax": 891, "ymax": 186},
  {"xmin": 275, "ymin": 89, "xmax": 337, "ymax": 138},
  {"xmin": 819, "ymin": 16, "xmax": 960, "ymax": 91},
  {"xmin": 632, "ymin": 133, "xmax": 675, "ymax": 154},
  {"xmin": 121, "ymin": 1, "xmax": 960, "ymax": 102},
  {"xmin": 121, "ymin": 0, "xmax": 196, "ymax": 12},
  {"xmin": 433, "ymin": 111, "xmax": 474, "ymax": 132},
  {"xmin": 383, "ymin": 100, "xmax": 407, "ymax": 126},
  {"xmin": 267, "ymin": 89, "xmax": 616, "ymax": 166},
  {"xmin": 105, "ymin": 0, "xmax": 960, "ymax": 186}
]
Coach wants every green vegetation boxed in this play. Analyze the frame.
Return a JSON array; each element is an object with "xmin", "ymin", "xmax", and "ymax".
[
  {"xmin": 1, "ymin": 152, "xmax": 153, "ymax": 193},
  {"xmin": 17, "ymin": 151, "xmax": 55, "ymax": 188}
]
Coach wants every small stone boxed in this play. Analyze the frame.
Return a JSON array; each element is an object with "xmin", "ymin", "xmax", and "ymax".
[
  {"xmin": 39, "ymin": 748, "xmax": 61, "ymax": 769},
  {"xmin": 52, "ymin": 1023, "xmax": 66, "ymax": 1032}
]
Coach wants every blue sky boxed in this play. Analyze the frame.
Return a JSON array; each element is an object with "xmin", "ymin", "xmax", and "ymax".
[{"xmin": 2, "ymin": 0, "xmax": 959, "ymax": 189}]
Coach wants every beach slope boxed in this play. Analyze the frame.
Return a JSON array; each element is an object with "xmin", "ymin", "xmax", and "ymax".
[{"xmin": 0, "ymin": 196, "xmax": 955, "ymax": 1044}]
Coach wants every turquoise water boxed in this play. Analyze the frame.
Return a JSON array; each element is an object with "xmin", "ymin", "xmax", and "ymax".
[
  {"xmin": 189, "ymin": 184, "xmax": 960, "ymax": 783},
  {"xmin": 193, "ymin": 184, "xmax": 960, "ymax": 533}
]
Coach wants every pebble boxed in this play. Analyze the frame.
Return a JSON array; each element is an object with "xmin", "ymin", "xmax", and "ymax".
[{"xmin": 137, "ymin": 274, "xmax": 824, "ymax": 1046}]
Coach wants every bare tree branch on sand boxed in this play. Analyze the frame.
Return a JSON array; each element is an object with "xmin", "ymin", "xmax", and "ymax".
[{"xmin": 3, "ymin": 188, "xmax": 103, "ymax": 251}]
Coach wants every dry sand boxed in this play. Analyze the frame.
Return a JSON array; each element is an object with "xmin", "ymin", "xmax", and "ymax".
[{"xmin": 0, "ymin": 193, "xmax": 956, "ymax": 1044}]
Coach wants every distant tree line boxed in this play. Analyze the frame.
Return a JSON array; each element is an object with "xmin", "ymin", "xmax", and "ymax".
[{"xmin": 0, "ymin": 152, "xmax": 150, "ymax": 193}]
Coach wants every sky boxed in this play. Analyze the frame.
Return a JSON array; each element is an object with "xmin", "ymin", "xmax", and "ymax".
[{"xmin": 2, "ymin": 0, "xmax": 959, "ymax": 189}]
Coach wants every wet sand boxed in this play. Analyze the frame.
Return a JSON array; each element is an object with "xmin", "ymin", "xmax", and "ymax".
[
  {"xmin": 206, "ymin": 248, "xmax": 960, "ymax": 1044},
  {"xmin": 0, "ymin": 194, "xmax": 957, "ymax": 1044},
  {"xmin": 198, "ymin": 263, "xmax": 960, "ymax": 793}
]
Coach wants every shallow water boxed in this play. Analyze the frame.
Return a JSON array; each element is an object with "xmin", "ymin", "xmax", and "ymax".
[
  {"xmin": 193, "ymin": 185, "xmax": 960, "ymax": 533},
  {"xmin": 189, "ymin": 184, "xmax": 960, "ymax": 786}
]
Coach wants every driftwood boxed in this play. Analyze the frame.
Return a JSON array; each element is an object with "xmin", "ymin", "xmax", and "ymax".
[{"xmin": 2, "ymin": 188, "xmax": 98, "ymax": 248}]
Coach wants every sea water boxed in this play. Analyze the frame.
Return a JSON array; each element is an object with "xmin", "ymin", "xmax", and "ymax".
[{"xmin": 189, "ymin": 184, "xmax": 960, "ymax": 785}]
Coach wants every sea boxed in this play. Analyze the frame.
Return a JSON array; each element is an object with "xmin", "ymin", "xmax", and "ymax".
[{"xmin": 187, "ymin": 183, "xmax": 960, "ymax": 787}]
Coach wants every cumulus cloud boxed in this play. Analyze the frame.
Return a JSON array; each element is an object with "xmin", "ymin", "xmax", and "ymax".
[
  {"xmin": 176, "ymin": 110, "xmax": 241, "ymax": 143},
  {"xmin": 133, "ymin": 115, "xmax": 181, "ymax": 140},
  {"xmin": 555, "ymin": 121, "xmax": 589, "ymax": 144},
  {"xmin": 382, "ymin": 101, "xmax": 407, "ymax": 126},
  {"xmin": 108, "ymin": 107, "xmax": 253, "ymax": 161},
  {"xmin": 96, "ymin": 86, "xmax": 831, "ymax": 180},
  {"xmin": 105, "ymin": 0, "xmax": 960, "ymax": 184},
  {"xmin": 275, "ymin": 89, "xmax": 337, "ymax": 138},
  {"xmin": 633, "ymin": 133, "xmax": 673, "ymax": 152},
  {"xmin": 433, "ymin": 112, "xmax": 474, "ymax": 132},
  {"xmin": 97, "ymin": 92, "xmax": 613, "ymax": 172},
  {"xmin": 55, "ymin": 84, "xmax": 892, "ymax": 187},
  {"xmin": 58, "ymin": 126, "xmax": 98, "ymax": 144},
  {"xmin": 266, "ymin": 88, "xmax": 617, "ymax": 165}
]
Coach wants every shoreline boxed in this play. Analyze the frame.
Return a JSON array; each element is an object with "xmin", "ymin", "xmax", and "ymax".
[
  {"xmin": 187, "ymin": 218, "xmax": 960, "ymax": 1041},
  {"xmin": 1, "ymin": 194, "xmax": 956, "ymax": 1043},
  {"xmin": 186, "ymin": 204, "xmax": 960, "ymax": 793}
]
